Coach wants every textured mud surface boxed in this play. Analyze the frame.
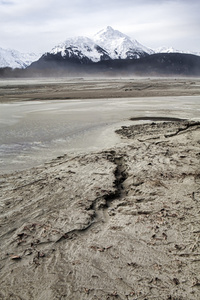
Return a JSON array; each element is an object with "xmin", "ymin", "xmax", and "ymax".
[
  {"xmin": 0, "ymin": 121, "xmax": 200, "ymax": 299},
  {"xmin": 0, "ymin": 77, "xmax": 200, "ymax": 102}
]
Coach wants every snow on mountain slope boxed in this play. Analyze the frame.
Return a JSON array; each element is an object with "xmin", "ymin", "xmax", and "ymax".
[
  {"xmin": 0, "ymin": 48, "xmax": 41, "ymax": 69},
  {"xmin": 155, "ymin": 46, "xmax": 200, "ymax": 56},
  {"xmin": 93, "ymin": 26, "xmax": 154, "ymax": 59},
  {"xmin": 50, "ymin": 36, "xmax": 110, "ymax": 63},
  {"xmin": 47, "ymin": 26, "xmax": 154, "ymax": 63}
]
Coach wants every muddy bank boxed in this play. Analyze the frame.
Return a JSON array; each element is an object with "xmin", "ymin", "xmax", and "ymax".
[{"xmin": 0, "ymin": 120, "xmax": 200, "ymax": 299}]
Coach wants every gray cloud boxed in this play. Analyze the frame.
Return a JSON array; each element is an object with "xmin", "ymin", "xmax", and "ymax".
[
  {"xmin": 0, "ymin": 1, "xmax": 14, "ymax": 4},
  {"xmin": 0, "ymin": 0, "xmax": 199, "ymax": 53}
]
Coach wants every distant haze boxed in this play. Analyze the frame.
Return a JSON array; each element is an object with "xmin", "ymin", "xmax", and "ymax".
[{"xmin": 0, "ymin": 0, "xmax": 199, "ymax": 53}]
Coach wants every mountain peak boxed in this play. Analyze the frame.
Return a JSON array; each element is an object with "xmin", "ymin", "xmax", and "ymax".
[
  {"xmin": 94, "ymin": 26, "xmax": 153, "ymax": 59},
  {"xmin": 95, "ymin": 26, "xmax": 128, "ymax": 41},
  {"xmin": 106, "ymin": 26, "xmax": 114, "ymax": 31},
  {"xmin": 104, "ymin": 26, "xmax": 115, "ymax": 33}
]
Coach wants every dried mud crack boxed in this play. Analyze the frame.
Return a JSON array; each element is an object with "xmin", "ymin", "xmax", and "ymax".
[{"xmin": 0, "ymin": 121, "xmax": 200, "ymax": 300}]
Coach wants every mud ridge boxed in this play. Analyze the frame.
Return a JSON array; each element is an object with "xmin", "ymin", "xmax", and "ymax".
[{"xmin": 164, "ymin": 121, "xmax": 200, "ymax": 137}]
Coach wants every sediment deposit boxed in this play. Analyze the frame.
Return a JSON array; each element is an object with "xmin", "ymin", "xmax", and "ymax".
[{"xmin": 0, "ymin": 120, "xmax": 200, "ymax": 299}]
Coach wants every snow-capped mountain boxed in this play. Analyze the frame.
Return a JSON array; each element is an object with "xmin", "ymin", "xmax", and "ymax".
[
  {"xmin": 45, "ymin": 26, "xmax": 153, "ymax": 63},
  {"xmin": 2, "ymin": 26, "xmax": 199, "ymax": 70},
  {"xmin": 93, "ymin": 26, "xmax": 154, "ymax": 59},
  {"xmin": 46, "ymin": 26, "xmax": 200, "ymax": 63},
  {"xmin": 0, "ymin": 48, "xmax": 41, "ymax": 69}
]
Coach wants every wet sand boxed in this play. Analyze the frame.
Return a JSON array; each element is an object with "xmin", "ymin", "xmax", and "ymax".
[{"xmin": 0, "ymin": 78, "xmax": 200, "ymax": 299}]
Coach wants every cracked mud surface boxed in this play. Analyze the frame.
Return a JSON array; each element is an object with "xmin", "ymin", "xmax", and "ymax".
[{"xmin": 0, "ymin": 121, "xmax": 200, "ymax": 299}]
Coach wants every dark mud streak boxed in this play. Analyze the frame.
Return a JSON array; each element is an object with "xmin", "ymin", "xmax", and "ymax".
[
  {"xmin": 104, "ymin": 151, "xmax": 128, "ymax": 202},
  {"xmin": 130, "ymin": 117, "xmax": 187, "ymax": 122},
  {"xmin": 55, "ymin": 222, "xmax": 95, "ymax": 243},
  {"xmin": 13, "ymin": 178, "xmax": 46, "ymax": 191}
]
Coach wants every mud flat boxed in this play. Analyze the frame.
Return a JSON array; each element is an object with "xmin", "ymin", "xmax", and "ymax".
[
  {"xmin": 1, "ymin": 89, "xmax": 200, "ymax": 174},
  {"xmin": 0, "ymin": 77, "xmax": 200, "ymax": 102},
  {"xmin": 0, "ymin": 119, "xmax": 200, "ymax": 299}
]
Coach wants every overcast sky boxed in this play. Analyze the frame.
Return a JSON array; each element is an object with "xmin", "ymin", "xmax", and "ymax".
[{"xmin": 0, "ymin": 0, "xmax": 199, "ymax": 54}]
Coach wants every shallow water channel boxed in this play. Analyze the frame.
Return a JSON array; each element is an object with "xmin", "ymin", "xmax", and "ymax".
[{"xmin": 0, "ymin": 96, "xmax": 199, "ymax": 174}]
